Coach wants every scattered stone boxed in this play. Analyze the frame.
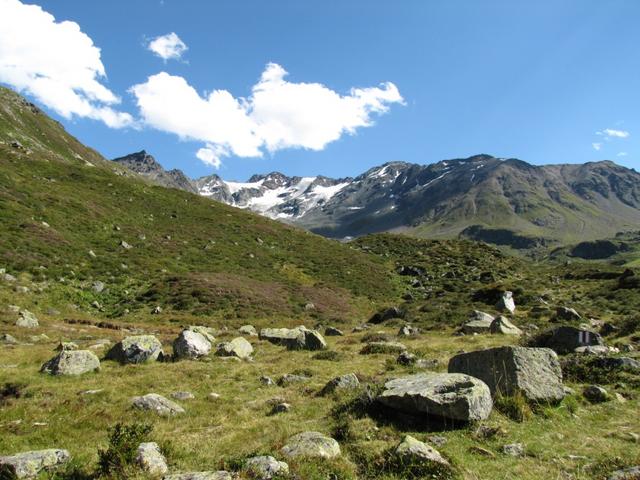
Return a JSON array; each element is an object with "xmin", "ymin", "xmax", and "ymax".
[
  {"xmin": 369, "ymin": 306, "xmax": 404, "ymax": 324},
  {"xmin": 216, "ymin": 337, "xmax": 253, "ymax": 359},
  {"xmin": 0, "ymin": 449, "xmax": 71, "ymax": 478},
  {"xmin": 474, "ymin": 425, "xmax": 506, "ymax": 440},
  {"xmin": 260, "ymin": 376, "xmax": 275, "ymax": 386},
  {"xmin": 428, "ymin": 436, "xmax": 448, "ymax": 447},
  {"xmin": 238, "ymin": 324, "xmax": 258, "ymax": 336},
  {"xmin": 79, "ymin": 389, "xmax": 104, "ymax": 395},
  {"xmin": 15, "ymin": 286, "xmax": 29, "ymax": 294},
  {"xmin": 496, "ymin": 291, "xmax": 516, "ymax": 313},
  {"xmin": 173, "ymin": 330, "xmax": 212, "ymax": 360},
  {"xmin": 320, "ymin": 373, "xmax": 360, "ymax": 395},
  {"xmin": 244, "ymin": 455, "xmax": 289, "ymax": 480},
  {"xmin": 164, "ymin": 472, "xmax": 233, "ymax": 480},
  {"xmin": 469, "ymin": 446, "xmax": 496, "ymax": 457},
  {"xmin": 136, "ymin": 442, "xmax": 168, "ymax": 477},
  {"xmin": 16, "ymin": 310, "xmax": 38, "ymax": 328},
  {"xmin": 397, "ymin": 351, "xmax": 418, "ymax": 366},
  {"xmin": 171, "ymin": 391, "xmax": 195, "ymax": 401},
  {"xmin": 270, "ymin": 402, "xmax": 291, "ymax": 414},
  {"xmin": 131, "ymin": 393, "xmax": 185, "ymax": 416},
  {"xmin": 259, "ymin": 326, "xmax": 327, "ymax": 351},
  {"xmin": 55, "ymin": 342, "xmax": 78, "ymax": 351},
  {"xmin": 29, "ymin": 334, "xmax": 49, "ymax": 343},
  {"xmin": 88, "ymin": 250, "xmax": 97, "ymax": 258},
  {"xmin": 608, "ymin": 466, "xmax": 640, "ymax": 480},
  {"xmin": 377, "ymin": 373, "xmax": 493, "ymax": 422},
  {"xmin": 393, "ymin": 434, "xmax": 449, "ymax": 468},
  {"xmin": 462, "ymin": 311, "xmax": 495, "ymax": 334},
  {"xmin": 40, "ymin": 350, "xmax": 100, "ymax": 376},
  {"xmin": 574, "ymin": 345, "xmax": 609, "ymax": 355},
  {"xmin": 325, "ymin": 326, "xmax": 344, "ymax": 336},
  {"xmin": 1, "ymin": 334, "xmax": 18, "ymax": 344},
  {"xmin": 556, "ymin": 306, "xmax": 582, "ymax": 321},
  {"xmin": 120, "ymin": 240, "xmax": 132, "ymax": 250},
  {"xmin": 530, "ymin": 326, "xmax": 604, "ymax": 354},
  {"xmin": 208, "ymin": 393, "xmax": 221, "ymax": 401},
  {"xmin": 151, "ymin": 306, "xmax": 162, "ymax": 314},
  {"xmin": 2, "ymin": 273, "xmax": 16, "ymax": 282},
  {"xmin": 398, "ymin": 324, "xmax": 420, "ymax": 337},
  {"xmin": 489, "ymin": 316, "xmax": 522, "ymax": 335},
  {"xmin": 92, "ymin": 281, "xmax": 105, "ymax": 293},
  {"xmin": 186, "ymin": 325, "xmax": 216, "ymax": 343},
  {"xmin": 583, "ymin": 385, "xmax": 609, "ymax": 403},
  {"xmin": 502, "ymin": 443, "xmax": 524, "ymax": 457},
  {"xmin": 591, "ymin": 356, "xmax": 640, "ymax": 372},
  {"xmin": 448, "ymin": 346, "xmax": 565, "ymax": 402},
  {"xmin": 281, "ymin": 431, "xmax": 341, "ymax": 459},
  {"xmin": 277, "ymin": 374, "xmax": 310, "ymax": 387},
  {"xmin": 106, "ymin": 335, "xmax": 163, "ymax": 364},
  {"xmin": 360, "ymin": 341, "xmax": 407, "ymax": 355}
]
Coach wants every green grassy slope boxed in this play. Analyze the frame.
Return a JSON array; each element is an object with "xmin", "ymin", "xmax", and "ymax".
[{"xmin": 0, "ymin": 86, "xmax": 399, "ymax": 324}]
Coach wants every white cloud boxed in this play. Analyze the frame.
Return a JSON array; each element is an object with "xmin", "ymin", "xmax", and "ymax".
[
  {"xmin": 0, "ymin": 0, "xmax": 133, "ymax": 128},
  {"xmin": 596, "ymin": 128, "xmax": 630, "ymax": 139},
  {"xmin": 147, "ymin": 32, "xmax": 187, "ymax": 61},
  {"xmin": 130, "ymin": 63, "xmax": 403, "ymax": 168},
  {"xmin": 592, "ymin": 142, "xmax": 602, "ymax": 151},
  {"xmin": 617, "ymin": 151, "xmax": 628, "ymax": 157}
]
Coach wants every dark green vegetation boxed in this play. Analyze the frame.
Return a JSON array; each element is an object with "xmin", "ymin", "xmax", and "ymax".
[{"xmin": 0, "ymin": 86, "xmax": 639, "ymax": 479}]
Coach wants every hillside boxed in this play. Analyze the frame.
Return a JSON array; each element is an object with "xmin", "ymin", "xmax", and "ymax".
[{"xmin": 0, "ymin": 86, "xmax": 399, "ymax": 324}]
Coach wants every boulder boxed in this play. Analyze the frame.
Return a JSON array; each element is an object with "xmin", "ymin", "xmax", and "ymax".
[
  {"xmin": 131, "ymin": 393, "xmax": 185, "ymax": 416},
  {"xmin": 398, "ymin": 325, "xmax": 420, "ymax": 337},
  {"xmin": 461, "ymin": 311, "xmax": 494, "ymax": 334},
  {"xmin": 377, "ymin": 373, "xmax": 492, "ymax": 422},
  {"xmin": 238, "ymin": 325, "xmax": 258, "ymax": 336},
  {"xmin": 216, "ymin": 337, "xmax": 253, "ymax": 359},
  {"xmin": 590, "ymin": 356, "xmax": 640, "ymax": 371},
  {"xmin": 393, "ymin": 434, "xmax": 449, "ymax": 467},
  {"xmin": 55, "ymin": 342, "xmax": 79, "ymax": 351},
  {"xmin": 608, "ymin": 466, "xmax": 640, "ymax": 480},
  {"xmin": 277, "ymin": 374, "xmax": 310, "ymax": 386},
  {"xmin": 325, "ymin": 326, "xmax": 344, "ymax": 336},
  {"xmin": 496, "ymin": 291, "xmax": 516, "ymax": 313},
  {"xmin": 369, "ymin": 306, "xmax": 404, "ymax": 324},
  {"xmin": 136, "ymin": 442, "xmax": 168, "ymax": 477},
  {"xmin": 164, "ymin": 472, "xmax": 233, "ymax": 480},
  {"xmin": 448, "ymin": 346, "xmax": 565, "ymax": 402},
  {"xmin": 556, "ymin": 306, "xmax": 582, "ymax": 321},
  {"xmin": 529, "ymin": 326, "xmax": 604, "ymax": 354},
  {"xmin": 360, "ymin": 341, "xmax": 407, "ymax": 355},
  {"xmin": 1, "ymin": 333, "xmax": 18, "ymax": 344},
  {"xmin": 320, "ymin": 373, "xmax": 360, "ymax": 395},
  {"xmin": 40, "ymin": 350, "xmax": 100, "ymax": 376},
  {"xmin": 106, "ymin": 335, "xmax": 163, "ymax": 364},
  {"xmin": 502, "ymin": 443, "xmax": 524, "ymax": 457},
  {"xmin": 259, "ymin": 326, "xmax": 327, "ymax": 351},
  {"xmin": 0, "ymin": 449, "xmax": 70, "ymax": 478},
  {"xmin": 15, "ymin": 310, "xmax": 38, "ymax": 328},
  {"xmin": 489, "ymin": 316, "xmax": 522, "ymax": 335},
  {"xmin": 173, "ymin": 330, "xmax": 211, "ymax": 359},
  {"xmin": 186, "ymin": 326, "xmax": 216, "ymax": 343},
  {"xmin": 244, "ymin": 455, "xmax": 289, "ymax": 480},
  {"xmin": 281, "ymin": 431, "xmax": 341, "ymax": 459},
  {"xmin": 583, "ymin": 385, "xmax": 609, "ymax": 403}
]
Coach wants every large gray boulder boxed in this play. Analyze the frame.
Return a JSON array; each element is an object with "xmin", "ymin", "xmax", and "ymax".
[
  {"xmin": 0, "ymin": 449, "xmax": 70, "ymax": 478},
  {"xmin": 259, "ymin": 326, "xmax": 327, "ymax": 351},
  {"xmin": 281, "ymin": 431, "xmax": 341, "ymax": 459},
  {"xmin": 106, "ymin": 335, "xmax": 163, "ymax": 364},
  {"xmin": 448, "ymin": 346, "xmax": 565, "ymax": 402},
  {"xmin": 15, "ymin": 310, "xmax": 38, "ymax": 328},
  {"xmin": 320, "ymin": 373, "xmax": 360, "ymax": 395},
  {"xmin": 164, "ymin": 472, "xmax": 232, "ymax": 480},
  {"xmin": 40, "ymin": 350, "xmax": 100, "ymax": 376},
  {"xmin": 496, "ymin": 291, "xmax": 516, "ymax": 313},
  {"xmin": 244, "ymin": 456, "xmax": 289, "ymax": 479},
  {"xmin": 461, "ymin": 311, "xmax": 494, "ymax": 334},
  {"xmin": 186, "ymin": 325, "xmax": 216, "ymax": 343},
  {"xmin": 238, "ymin": 325, "xmax": 258, "ymax": 336},
  {"xmin": 131, "ymin": 393, "xmax": 185, "ymax": 416},
  {"xmin": 393, "ymin": 435, "xmax": 449, "ymax": 467},
  {"xmin": 529, "ymin": 326, "xmax": 604, "ymax": 354},
  {"xmin": 216, "ymin": 337, "xmax": 253, "ymax": 359},
  {"xmin": 136, "ymin": 442, "xmax": 168, "ymax": 477},
  {"xmin": 377, "ymin": 373, "xmax": 492, "ymax": 422},
  {"xmin": 173, "ymin": 330, "xmax": 211, "ymax": 359}
]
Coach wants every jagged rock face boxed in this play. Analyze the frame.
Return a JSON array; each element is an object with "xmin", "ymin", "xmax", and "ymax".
[{"xmin": 112, "ymin": 150, "xmax": 197, "ymax": 193}]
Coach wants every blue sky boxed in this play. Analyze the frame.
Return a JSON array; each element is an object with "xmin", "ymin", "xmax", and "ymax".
[{"xmin": 1, "ymin": 1, "xmax": 639, "ymax": 180}]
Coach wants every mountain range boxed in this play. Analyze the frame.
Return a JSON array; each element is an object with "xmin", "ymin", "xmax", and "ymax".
[{"xmin": 112, "ymin": 150, "xmax": 640, "ymax": 246}]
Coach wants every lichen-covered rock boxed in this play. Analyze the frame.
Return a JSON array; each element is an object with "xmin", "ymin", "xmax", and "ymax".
[
  {"xmin": 377, "ymin": 373, "xmax": 492, "ymax": 422},
  {"xmin": 393, "ymin": 435, "xmax": 449, "ymax": 467},
  {"xmin": 40, "ymin": 350, "xmax": 100, "ymax": 376},
  {"xmin": 106, "ymin": 335, "xmax": 163, "ymax": 364},
  {"xmin": 216, "ymin": 337, "xmax": 253, "ymax": 359},
  {"xmin": 320, "ymin": 373, "xmax": 360, "ymax": 395},
  {"xmin": 448, "ymin": 346, "xmax": 565, "ymax": 402},
  {"xmin": 239, "ymin": 325, "xmax": 258, "ymax": 336},
  {"xmin": 583, "ymin": 385, "xmax": 609, "ymax": 403},
  {"xmin": 186, "ymin": 325, "xmax": 216, "ymax": 343},
  {"xmin": 0, "ymin": 449, "xmax": 70, "ymax": 478},
  {"xmin": 15, "ymin": 310, "xmax": 38, "ymax": 328},
  {"xmin": 281, "ymin": 431, "xmax": 341, "ymax": 459},
  {"xmin": 131, "ymin": 393, "xmax": 185, "ymax": 416},
  {"xmin": 163, "ymin": 472, "xmax": 233, "ymax": 480},
  {"xmin": 489, "ymin": 316, "xmax": 522, "ymax": 335},
  {"xmin": 259, "ymin": 326, "xmax": 327, "ymax": 351},
  {"xmin": 244, "ymin": 455, "xmax": 289, "ymax": 480},
  {"xmin": 136, "ymin": 442, "xmax": 168, "ymax": 477},
  {"xmin": 173, "ymin": 330, "xmax": 211, "ymax": 360},
  {"xmin": 461, "ymin": 311, "xmax": 494, "ymax": 334}
]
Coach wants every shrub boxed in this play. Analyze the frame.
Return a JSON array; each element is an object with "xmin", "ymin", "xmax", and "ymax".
[
  {"xmin": 97, "ymin": 422, "xmax": 153, "ymax": 479},
  {"xmin": 311, "ymin": 350, "xmax": 344, "ymax": 361}
]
